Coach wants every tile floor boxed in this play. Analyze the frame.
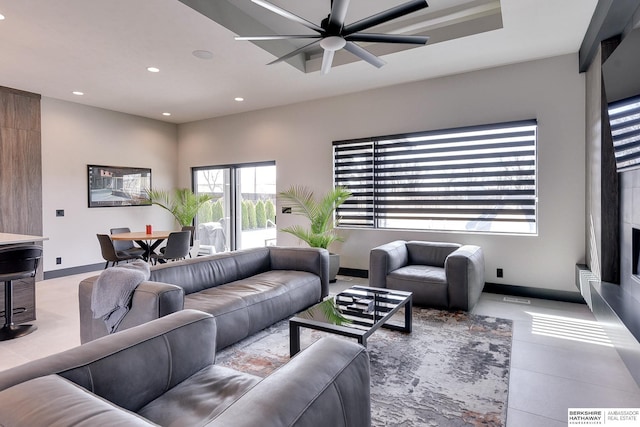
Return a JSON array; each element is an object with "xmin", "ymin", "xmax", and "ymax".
[{"xmin": 1, "ymin": 272, "xmax": 639, "ymax": 426}]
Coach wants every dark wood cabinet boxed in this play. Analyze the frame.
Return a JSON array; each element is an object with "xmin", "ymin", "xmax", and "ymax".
[
  {"xmin": 0, "ymin": 86, "xmax": 43, "ymax": 325},
  {"xmin": 0, "ymin": 87, "xmax": 43, "ymax": 248},
  {"xmin": 0, "ymin": 278, "xmax": 36, "ymax": 323}
]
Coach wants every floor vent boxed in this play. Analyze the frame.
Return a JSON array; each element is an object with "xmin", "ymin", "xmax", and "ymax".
[{"xmin": 503, "ymin": 296, "xmax": 531, "ymax": 305}]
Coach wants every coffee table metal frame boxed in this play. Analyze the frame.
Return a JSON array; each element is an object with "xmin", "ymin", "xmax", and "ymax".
[{"xmin": 289, "ymin": 285, "xmax": 412, "ymax": 356}]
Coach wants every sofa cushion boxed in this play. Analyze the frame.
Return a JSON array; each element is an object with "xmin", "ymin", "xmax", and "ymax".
[
  {"xmin": 184, "ymin": 270, "xmax": 322, "ymax": 349},
  {"xmin": 406, "ymin": 241, "xmax": 461, "ymax": 267},
  {"xmin": 138, "ymin": 365, "xmax": 261, "ymax": 426},
  {"xmin": 150, "ymin": 248, "xmax": 271, "ymax": 295},
  {"xmin": 387, "ymin": 265, "xmax": 448, "ymax": 308},
  {"xmin": 0, "ymin": 375, "xmax": 156, "ymax": 426}
]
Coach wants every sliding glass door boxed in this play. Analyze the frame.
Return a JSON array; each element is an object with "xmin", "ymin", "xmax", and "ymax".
[{"xmin": 193, "ymin": 161, "xmax": 276, "ymax": 252}]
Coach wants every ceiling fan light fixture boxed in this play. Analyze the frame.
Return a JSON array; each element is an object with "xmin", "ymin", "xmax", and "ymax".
[
  {"xmin": 238, "ymin": 0, "xmax": 430, "ymax": 73},
  {"xmin": 320, "ymin": 36, "xmax": 346, "ymax": 52}
]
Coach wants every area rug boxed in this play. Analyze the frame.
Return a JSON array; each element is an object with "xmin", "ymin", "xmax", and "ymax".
[{"xmin": 216, "ymin": 308, "xmax": 513, "ymax": 427}]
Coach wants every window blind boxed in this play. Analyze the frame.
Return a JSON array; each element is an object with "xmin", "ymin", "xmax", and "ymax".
[
  {"xmin": 334, "ymin": 120, "xmax": 537, "ymax": 234},
  {"xmin": 609, "ymin": 95, "xmax": 640, "ymax": 171},
  {"xmin": 334, "ymin": 140, "xmax": 375, "ymax": 227}
]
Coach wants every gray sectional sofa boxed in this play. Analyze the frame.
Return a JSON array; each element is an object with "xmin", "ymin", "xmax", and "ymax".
[
  {"xmin": 79, "ymin": 246, "xmax": 329, "ymax": 350},
  {"xmin": 0, "ymin": 309, "xmax": 371, "ymax": 427}
]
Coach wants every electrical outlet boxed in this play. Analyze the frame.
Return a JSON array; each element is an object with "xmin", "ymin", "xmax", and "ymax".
[
  {"xmin": 56, "ymin": 209, "xmax": 64, "ymax": 217},
  {"xmin": 497, "ymin": 268, "xmax": 503, "ymax": 278},
  {"xmin": 56, "ymin": 257, "xmax": 62, "ymax": 265}
]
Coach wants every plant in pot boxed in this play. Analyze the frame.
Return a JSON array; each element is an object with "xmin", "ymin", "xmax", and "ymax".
[
  {"xmin": 278, "ymin": 185, "xmax": 352, "ymax": 282},
  {"xmin": 147, "ymin": 188, "xmax": 212, "ymax": 229}
]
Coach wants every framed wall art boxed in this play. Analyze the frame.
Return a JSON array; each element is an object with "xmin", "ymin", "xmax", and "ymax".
[{"xmin": 87, "ymin": 165, "xmax": 151, "ymax": 208}]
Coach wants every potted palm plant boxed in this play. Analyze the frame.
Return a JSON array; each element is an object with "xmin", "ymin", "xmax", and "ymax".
[
  {"xmin": 278, "ymin": 185, "xmax": 352, "ymax": 282},
  {"xmin": 147, "ymin": 188, "xmax": 212, "ymax": 228}
]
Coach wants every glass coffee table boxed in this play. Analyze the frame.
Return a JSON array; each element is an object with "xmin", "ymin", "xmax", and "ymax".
[{"xmin": 289, "ymin": 285, "xmax": 412, "ymax": 356}]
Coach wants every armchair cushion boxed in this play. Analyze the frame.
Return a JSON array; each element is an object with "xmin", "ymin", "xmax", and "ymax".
[
  {"xmin": 388, "ymin": 265, "xmax": 449, "ymax": 309},
  {"xmin": 406, "ymin": 241, "xmax": 460, "ymax": 267}
]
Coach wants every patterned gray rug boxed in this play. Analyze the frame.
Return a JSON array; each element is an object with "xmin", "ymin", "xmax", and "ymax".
[{"xmin": 216, "ymin": 308, "xmax": 512, "ymax": 427}]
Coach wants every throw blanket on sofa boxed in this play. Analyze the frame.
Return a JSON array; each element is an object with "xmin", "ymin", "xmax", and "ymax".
[{"xmin": 91, "ymin": 261, "xmax": 151, "ymax": 333}]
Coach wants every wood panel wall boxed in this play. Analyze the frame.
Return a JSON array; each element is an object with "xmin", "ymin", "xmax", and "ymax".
[
  {"xmin": 600, "ymin": 38, "xmax": 621, "ymax": 284},
  {"xmin": 0, "ymin": 86, "xmax": 42, "ymax": 236},
  {"xmin": 0, "ymin": 86, "xmax": 42, "ymax": 321}
]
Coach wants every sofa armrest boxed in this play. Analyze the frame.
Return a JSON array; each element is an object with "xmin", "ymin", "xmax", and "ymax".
[
  {"xmin": 0, "ymin": 310, "xmax": 216, "ymax": 414},
  {"xmin": 269, "ymin": 247, "xmax": 330, "ymax": 298},
  {"xmin": 0, "ymin": 375, "xmax": 157, "ymax": 426},
  {"xmin": 79, "ymin": 276, "xmax": 185, "ymax": 344},
  {"xmin": 445, "ymin": 245, "xmax": 485, "ymax": 311},
  {"xmin": 208, "ymin": 336, "xmax": 370, "ymax": 427},
  {"xmin": 369, "ymin": 240, "xmax": 409, "ymax": 288}
]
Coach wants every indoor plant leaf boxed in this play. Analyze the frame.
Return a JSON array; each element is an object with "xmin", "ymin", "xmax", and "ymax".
[
  {"xmin": 148, "ymin": 188, "xmax": 212, "ymax": 227},
  {"xmin": 278, "ymin": 185, "xmax": 351, "ymax": 250}
]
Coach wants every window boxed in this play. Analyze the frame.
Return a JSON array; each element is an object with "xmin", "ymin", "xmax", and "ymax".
[
  {"xmin": 193, "ymin": 162, "xmax": 276, "ymax": 252},
  {"xmin": 333, "ymin": 120, "xmax": 537, "ymax": 234},
  {"xmin": 608, "ymin": 95, "xmax": 640, "ymax": 172}
]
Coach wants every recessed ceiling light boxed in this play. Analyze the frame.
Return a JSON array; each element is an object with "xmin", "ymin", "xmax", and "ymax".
[
  {"xmin": 192, "ymin": 50, "xmax": 213, "ymax": 60},
  {"xmin": 72, "ymin": 91, "xmax": 84, "ymax": 96},
  {"xmin": 147, "ymin": 67, "xmax": 160, "ymax": 73},
  {"xmin": 234, "ymin": 97, "xmax": 244, "ymax": 102},
  {"xmin": 0, "ymin": 14, "xmax": 5, "ymax": 20},
  {"xmin": 162, "ymin": 112, "xmax": 171, "ymax": 116}
]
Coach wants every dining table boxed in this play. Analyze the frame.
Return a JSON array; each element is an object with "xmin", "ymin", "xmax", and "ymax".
[{"xmin": 110, "ymin": 230, "xmax": 172, "ymax": 262}]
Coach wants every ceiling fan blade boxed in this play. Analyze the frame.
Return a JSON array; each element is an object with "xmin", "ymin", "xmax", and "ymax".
[
  {"xmin": 328, "ymin": 0, "xmax": 350, "ymax": 32},
  {"xmin": 344, "ymin": 42, "xmax": 386, "ymax": 68},
  {"xmin": 345, "ymin": 33, "xmax": 429, "ymax": 45},
  {"xmin": 235, "ymin": 35, "xmax": 321, "ymax": 41},
  {"xmin": 342, "ymin": 0, "xmax": 429, "ymax": 36},
  {"xmin": 267, "ymin": 39, "xmax": 321, "ymax": 65},
  {"xmin": 321, "ymin": 49, "xmax": 335, "ymax": 75},
  {"xmin": 252, "ymin": 0, "xmax": 324, "ymax": 33}
]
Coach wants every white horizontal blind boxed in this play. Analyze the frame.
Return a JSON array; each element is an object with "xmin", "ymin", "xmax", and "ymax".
[
  {"xmin": 334, "ymin": 140, "xmax": 375, "ymax": 227},
  {"xmin": 334, "ymin": 120, "xmax": 537, "ymax": 234},
  {"xmin": 609, "ymin": 95, "xmax": 640, "ymax": 171}
]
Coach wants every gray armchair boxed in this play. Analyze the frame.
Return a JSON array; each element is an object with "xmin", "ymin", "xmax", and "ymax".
[{"xmin": 369, "ymin": 240, "xmax": 485, "ymax": 311}]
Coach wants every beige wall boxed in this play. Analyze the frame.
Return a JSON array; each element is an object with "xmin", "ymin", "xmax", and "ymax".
[
  {"xmin": 41, "ymin": 98, "xmax": 178, "ymax": 271},
  {"xmin": 178, "ymin": 53, "xmax": 587, "ymax": 292}
]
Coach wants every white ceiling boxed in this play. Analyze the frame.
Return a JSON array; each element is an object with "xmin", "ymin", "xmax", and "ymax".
[{"xmin": 0, "ymin": 0, "xmax": 598, "ymax": 124}]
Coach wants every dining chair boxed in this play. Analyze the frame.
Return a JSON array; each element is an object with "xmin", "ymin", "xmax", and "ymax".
[
  {"xmin": 110, "ymin": 227, "xmax": 146, "ymax": 259},
  {"xmin": 181, "ymin": 225, "xmax": 196, "ymax": 257},
  {"xmin": 150, "ymin": 231, "xmax": 191, "ymax": 265},
  {"xmin": 97, "ymin": 234, "xmax": 143, "ymax": 269}
]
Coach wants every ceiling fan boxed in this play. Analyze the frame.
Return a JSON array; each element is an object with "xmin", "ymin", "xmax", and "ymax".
[{"xmin": 235, "ymin": 0, "xmax": 430, "ymax": 74}]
